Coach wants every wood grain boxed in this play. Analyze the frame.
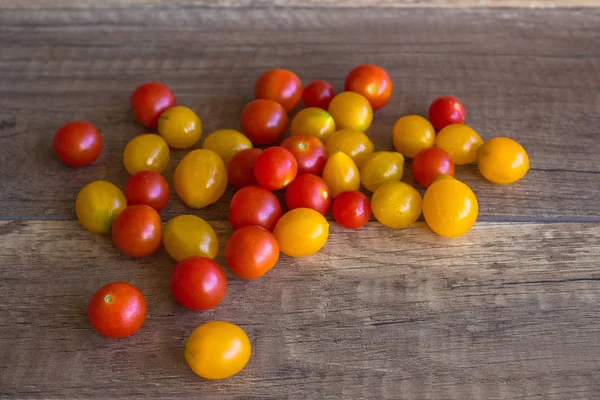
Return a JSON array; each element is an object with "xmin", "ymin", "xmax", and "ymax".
[{"xmin": 0, "ymin": 220, "xmax": 599, "ymax": 399}]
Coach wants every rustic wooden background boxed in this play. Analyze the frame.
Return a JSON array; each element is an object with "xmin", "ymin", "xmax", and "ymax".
[{"xmin": 0, "ymin": 1, "xmax": 599, "ymax": 399}]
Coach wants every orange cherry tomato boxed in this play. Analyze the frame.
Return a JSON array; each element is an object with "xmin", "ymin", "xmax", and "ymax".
[
  {"xmin": 477, "ymin": 137, "xmax": 530, "ymax": 184},
  {"xmin": 88, "ymin": 282, "xmax": 146, "ymax": 338},
  {"xmin": 225, "ymin": 226, "xmax": 279, "ymax": 280},
  {"xmin": 170, "ymin": 257, "xmax": 227, "ymax": 311},
  {"xmin": 229, "ymin": 186, "xmax": 282, "ymax": 232},
  {"xmin": 359, "ymin": 151, "xmax": 405, "ymax": 192},
  {"xmin": 325, "ymin": 128, "xmax": 374, "ymax": 167},
  {"xmin": 281, "ymin": 135, "xmax": 327, "ymax": 176},
  {"xmin": 285, "ymin": 174, "xmax": 331, "ymax": 215},
  {"xmin": 322, "ymin": 151, "xmax": 360, "ymax": 198},
  {"xmin": 371, "ymin": 181, "xmax": 422, "ymax": 228},
  {"xmin": 174, "ymin": 149, "xmax": 227, "ymax": 208},
  {"xmin": 240, "ymin": 99, "xmax": 288, "ymax": 145},
  {"xmin": 130, "ymin": 81, "xmax": 176, "ymax": 129},
  {"xmin": 202, "ymin": 129, "xmax": 252, "ymax": 165},
  {"xmin": 53, "ymin": 121, "xmax": 102, "ymax": 167},
  {"xmin": 411, "ymin": 147, "xmax": 454, "ymax": 188},
  {"xmin": 435, "ymin": 124, "xmax": 483, "ymax": 165},
  {"xmin": 273, "ymin": 208, "xmax": 329, "ymax": 257},
  {"xmin": 423, "ymin": 177, "xmax": 478, "ymax": 237},
  {"xmin": 302, "ymin": 80, "xmax": 335, "ymax": 110},
  {"xmin": 158, "ymin": 106, "xmax": 202, "ymax": 149},
  {"xmin": 163, "ymin": 215, "xmax": 219, "ymax": 261},
  {"xmin": 227, "ymin": 148, "xmax": 262, "ymax": 190},
  {"xmin": 253, "ymin": 147, "xmax": 298, "ymax": 191},
  {"xmin": 255, "ymin": 68, "xmax": 302, "ymax": 112},
  {"xmin": 327, "ymin": 92, "xmax": 373, "ymax": 132},
  {"xmin": 428, "ymin": 95, "xmax": 466, "ymax": 131},
  {"xmin": 111, "ymin": 205, "xmax": 162, "ymax": 257},
  {"xmin": 124, "ymin": 171, "xmax": 169, "ymax": 211},
  {"xmin": 123, "ymin": 134, "xmax": 170, "ymax": 175},
  {"xmin": 392, "ymin": 115, "xmax": 435, "ymax": 158},
  {"xmin": 344, "ymin": 64, "xmax": 393, "ymax": 110},
  {"xmin": 76, "ymin": 180, "xmax": 127, "ymax": 233},
  {"xmin": 290, "ymin": 108, "xmax": 336, "ymax": 143}
]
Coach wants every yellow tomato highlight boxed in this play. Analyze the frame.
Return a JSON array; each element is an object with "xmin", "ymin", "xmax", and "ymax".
[
  {"xmin": 75, "ymin": 181, "xmax": 127, "ymax": 233},
  {"xmin": 477, "ymin": 137, "xmax": 530, "ymax": 184},
  {"xmin": 158, "ymin": 106, "xmax": 202, "ymax": 149},
  {"xmin": 163, "ymin": 215, "xmax": 218, "ymax": 261},
  {"xmin": 274, "ymin": 208, "xmax": 329, "ymax": 257},
  {"xmin": 371, "ymin": 181, "xmax": 422, "ymax": 228},
  {"xmin": 290, "ymin": 107, "xmax": 336, "ymax": 142},
  {"xmin": 435, "ymin": 124, "xmax": 483, "ymax": 165},
  {"xmin": 202, "ymin": 129, "xmax": 252, "ymax": 164},
  {"xmin": 392, "ymin": 115, "xmax": 435, "ymax": 158},
  {"xmin": 327, "ymin": 91, "xmax": 373, "ymax": 132},
  {"xmin": 123, "ymin": 134, "xmax": 170, "ymax": 175},
  {"xmin": 359, "ymin": 151, "xmax": 405, "ymax": 192},
  {"xmin": 174, "ymin": 149, "xmax": 227, "ymax": 209},
  {"xmin": 322, "ymin": 151, "xmax": 360, "ymax": 198},
  {"xmin": 423, "ymin": 178, "xmax": 478, "ymax": 237},
  {"xmin": 325, "ymin": 128, "xmax": 374, "ymax": 167}
]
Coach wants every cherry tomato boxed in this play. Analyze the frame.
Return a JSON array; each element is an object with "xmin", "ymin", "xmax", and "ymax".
[
  {"xmin": 274, "ymin": 208, "xmax": 329, "ymax": 257},
  {"xmin": 428, "ymin": 95, "xmax": 466, "ymax": 131},
  {"xmin": 123, "ymin": 134, "xmax": 170, "ymax": 175},
  {"xmin": 328, "ymin": 92, "xmax": 373, "ymax": 132},
  {"xmin": 412, "ymin": 147, "xmax": 454, "ymax": 188},
  {"xmin": 202, "ymin": 129, "xmax": 252, "ymax": 165},
  {"xmin": 302, "ymin": 80, "xmax": 335, "ymax": 110},
  {"xmin": 53, "ymin": 121, "xmax": 102, "ymax": 167},
  {"xmin": 280, "ymin": 135, "xmax": 327, "ymax": 176},
  {"xmin": 158, "ymin": 106, "xmax": 202, "ymax": 149},
  {"xmin": 392, "ymin": 115, "xmax": 435, "ymax": 158},
  {"xmin": 229, "ymin": 186, "xmax": 282, "ymax": 232},
  {"xmin": 76, "ymin": 181, "xmax": 127, "ymax": 233},
  {"xmin": 225, "ymin": 226, "xmax": 279, "ymax": 280},
  {"xmin": 253, "ymin": 147, "xmax": 298, "ymax": 191},
  {"xmin": 435, "ymin": 124, "xmax": 483, "ymax": 165},
  {"xmin": 124, "ymin": 171, "xmax": 169, "ymax": 211},
  {"xmin": 227, "ymin": 148, "xmax": 262, "ymax": 190},
  {"xmin": 240, "ymin": 99, "xmax": 288, "ymax": 145},
  {"xmin": 477, "ymin": 137, "xmax": 529, "ymax": 184},
  {"xmin": 174, "ymin": 149, "xmax": 227, "ymax": 208},
  {"xmin": 344, "ymin": 64, "xmax": 393, "ymax": 110},
  {"xmin": 88, "ymin": 282, "xmax": 146, "ymax": 338},
  {"xmin": 170, "ymin": 257, "xmax": 227, "ymax": 311},
  {"xmin": 371, "ymin": 181, "xmax": 422, "ymax": 228},
  {"xmin": 332, "ymin": 191, "xmax": 371, "ymax": 229},
  {"xmin": 325, "ymin": 128, "xmax": 374, "ymax": 167},
  {"xmin": 285, "ymin": 174, "xmax": 331, "ymax": 215},
  {"xmin": 255, "ymin": 68, "xmax": 302, "ymax": 112},
  {"xmin": 322, "ymin": 151, "xmax": 360, "ymax": 198},
  {"xmin": 185, "ymin": 321, "xmax": 251, "ymax": 380},
  {"xmin": 423, "ymin": 177, "xmax": 478, "ymax": 237},
  {"xmin": 130, "ymin": 82, "xmax": 176, "ymax": 129},
  {"xmin": 359, "ymin": 151, "xmax": 405, "ymax": 192},
  {"xmin": 111, "ymin": 204, "xmax": 162, "ymax": 257},
  {"xmin": 163, "ymin": 215, "xmax": 218, "ymax": 261},
  {"xmin": 290, "ymin": 108, "xmax": 336, "ymax": 142}
]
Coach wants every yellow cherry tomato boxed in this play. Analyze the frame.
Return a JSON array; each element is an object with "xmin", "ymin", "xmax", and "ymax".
[
  {"xmin": 435, "ymin": 124, "xmax": 483, "ymax": 165},
  {"xmin": 174, "ymin": 149, "xmax": 227, "ymax": 209},
  {"xmin": 322, "ymin": 151, "xmax": 360, "ymax": 198},
  {"xmin": 290, "ymin": 107, "xmax": 336, "ymax": 142},
  {"xmin": 158, "ymin": 106, "xmax": 202, "ymax": 149},
  {"xmin": 76, "ymin": 181, "xmax": 127, "ymax": 233},
  {"xmin": 477, "ymin": 137, "xmax": 530, "ymax": 184},
  {"xmin": 325, "ymin": 128, "xmax": 374, "ymax": 167},
  {"xmin": 359, "ymin": 151, "xmax": 405, "ymax": 192},
  {"xmin": 371, "ymin": 181, "xmax": 422, "ymax": 228},
  {"xmin": 202, "ymin": 129, "xmax": 252, "ymax": 164},
  {"xmin": 273, "ymin": 208, "xmax": 329, "ymax": 257},
  {"xmin": 423, "ymin": 178, "xmax": 478, "ymax": 237},
  {"xmin": 123, "ymin": 134, "xmax": 170, "ymax": 175},
  {"xmin": 163, "ymin": 215, "xmax": 218, "ymax": 261},
  {"xmin": 392, "ymin": 115, "xmax": 435, "ymax": 158},
  {"xmin": 327, "ymin": 91, "xmax": 373, "ymax": 132},
  {"xmin": 185, "ymin": 321, "xmax": 251, "ymax": 380}
]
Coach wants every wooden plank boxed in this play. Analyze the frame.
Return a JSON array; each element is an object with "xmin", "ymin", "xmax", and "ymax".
[
  {"xmin": 0, "ymin": 220, "xmax": 599, "ymax": 398},
  {"xmin": 0, "ymin": 7, "xmax": 598, "ymax": 221}
]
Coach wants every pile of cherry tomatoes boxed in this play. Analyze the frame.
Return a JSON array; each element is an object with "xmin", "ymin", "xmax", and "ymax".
[{"xmin": 52, "ymin": 64, "xmax": 530, "ymax": 380}]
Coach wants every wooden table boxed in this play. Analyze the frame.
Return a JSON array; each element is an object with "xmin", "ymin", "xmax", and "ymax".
[{"xmin": 1, "ymin": 1, "xmax": 599, "ymax": 398}]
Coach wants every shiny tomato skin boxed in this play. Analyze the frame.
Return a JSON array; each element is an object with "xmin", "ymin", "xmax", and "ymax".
[
  {"xmin": 285, "ymin": 174, "xmax": 331, "ymax": 215},
  {"xmin": 254, "ymin": 147, "xmax": 298, "ymax": 191},
  {"xmin": 280, "ymin": 135, "xmax": 327, "ymax": 176},
  {"xmin": 130, "ymin": 82, "xmax": 176, "ymax": 129},
  {"xmin": 332, "ymin": 191, "xmax": 371, "ymax": 229},
  {"xmin": 88, "ymin": 282, "xmax": 146, "ymax": 338},
  {"xmin": 225, "ymin": 226, "xmax": 279, "ymax": 280},
  {"xmin": 428, "ymin": 96, "xmax": 466, "ymax": 131},
  {"xmin": 302, "ymin": 80, "xmax": 336, "ymax": 110},
  {"xmin": 111, "ymin": 205, "xmax": 162, "ymax": 257},
  {"xmin": 344, "ymin": 64, "xmax": 393, "ymax": 110},
  {"xmin": 227, "ymin": 148, "xmax": 262, "ymax": 190},
  {"xmin": 412, "ymin": 147, "xmax": 455, "ymax": 188},
  {"xmin": 53, "ymin": 121, "xmax": 102, "ymax": 167},
  {"xmin": 255, "ymin": 69, "xmax": 302, "ymax": 112},
  {"xmin": 124, "ymin": 171, "xmax": 169, "ymax": 211},
  {"xmin": 240, "ymin": 99, "xmax": 288, "ymax": 145},
  {"xmin": 170, "ymin": 256, "xmax": 227, "ymax": 311},
  {"xmin": 229, "ymin": 186, "xmax": 282, "ymax": 232}
]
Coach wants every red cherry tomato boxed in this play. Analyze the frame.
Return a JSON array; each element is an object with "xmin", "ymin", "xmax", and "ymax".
[
  {"xmin": 344, "ymin": 65, "xmax": 393, "ymax": 110},
  {"xmin": 130, "ymin": 82, "xmax": 176, "ymax": 129},
  {"xmin": 240, "ymin": 99, "xmax": 288, "ymax": 145},
  {"xmin": 124, "ymin": 171, "xmax": 170, "ymax": 211},
  {"xmin": 428, "ymin": 96, "xmax": 466, "ymax": 131},
  {"xmin": 53, "ymin": 121, "xmax": 102, "ymax": 167},
  {"xmin": 170, "ymin": 256, "xmax": 227, "ymax": 311},
  {"xmin": 412, "ymin": 147, "xmax": 455, "ymax": 188},
  {"xmin": 255, "ymin": 69, "xmax": 302, "ymax": 112},
  {"xmin": 285, "ymin": 174, "xmax": 331, "ymax": 215},
  {"xmin": 229, "ymin": 186, "xmax": 282, "ymax": 232},
  {"xmin": 332, "ymin": 191, "xmax": 371, "ymax": 229},
  {"xmin": 227, "ymin": 148, "xmax": 262, "ymax": 190},
  {"xmin": 302, "ymin": 80, "xmax": 336, "ymax": 110},
  {"xmin": 254, "ymin": 147, "xmax": 298, "ymax": 191},
  {"xmin": 280, "ymin": 135, "xmax": 327, "ymax": 176},
  {"xmin": 88, "ymin": 282, "xmax": 146, "ymax": 338},
  {"xmin": 111, "ymin": 205, "xmax": 162, "ymax": 257},
  {"xmin": 225, "ymin": 226, "xmax": 279, "ymax": 280}
]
